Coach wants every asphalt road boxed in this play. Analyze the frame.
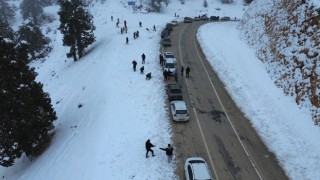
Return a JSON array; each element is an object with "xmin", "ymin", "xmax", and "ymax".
[{"xmin": 161, "ymin": 21, "xmax": 288, "ymax": 180}]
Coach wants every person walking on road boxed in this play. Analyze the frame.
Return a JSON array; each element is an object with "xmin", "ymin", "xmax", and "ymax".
[
  {"xmin": 145, "ymin": 139, "xmax": 155, "ymax": 158},
  {"xmin": 181, "ymin": 66, "xmax": 184, "ymax": 76},
  {"xmin": 159, "ymin": 144, "xmax": 174, "ymax": 163},
  {"xmin": 186, "ymin": 66, "xmax": 190, "ymax": 78}
]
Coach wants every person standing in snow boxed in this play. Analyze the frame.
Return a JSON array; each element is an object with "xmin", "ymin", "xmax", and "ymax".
[
  {"xmin": 140, "ymin": 66, "xmax": 144, "ymax": 74},
  {"xmin": 126, "ymin": 37, "xmax": 129, "ymax": 44},
  {"xmin": 159, "ymin": 144, "xmax": 174, "ymax": 163},
  {"xmin": 186, "ymin": 66, "xmax": 190, "ymax": 78},
  {"xmin": 139, "ymin": 21, "xmax": 142, "ymax": 27},
  {"xmin": 146, "ymin": 72, "xmax": 151, "ymax": 80},
  {"xmin": 153, "ymin": 25, "xmax": 156, "ymax": 31},
  {"xmin": 159, "ymin": 54, "xmax": 164, "ymax": 65},
  {"xmin": 132, "ymin": 60, "xmax": 137, "ymax": 71},
  {"xmin": 145, "ymin": 139, "xmax": 155, "ymax": 158},
  {"xmin": 141, "ymin": 53, "xmax": 146, "ymax": 64}
]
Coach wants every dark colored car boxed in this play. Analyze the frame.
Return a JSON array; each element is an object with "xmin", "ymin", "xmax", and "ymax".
[
  {"xmin": 167, "ymin": 84, "xmax": 183, "ymax": 101},
  {"xmin": 161, "ymin": 29, "xmax": 170, "ymax": 38},
  {"xmin": 200, "ymin": 15, "xmax": 209, "ymax": 21},
  {"xmin": 166, "ymin": 23, "xmax": 174, "ymax": 32},
  {"xmin": 210, "ymin": 16, "xmax": 219, "ymax": 21},
  {"xmin": 184, "ymin": 17, "xmax": 193, "ymax": 23},
  {"xmin": 162, "ymin": 37, "xmax": 172, "ymax": 47},
  {"xmin": 220, "ymin": 16, "xmax": 231, "ymax": 21}
]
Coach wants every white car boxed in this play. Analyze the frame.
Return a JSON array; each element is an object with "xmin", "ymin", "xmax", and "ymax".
[
  {"xmin": 170, "ymin": 100, "xmax": 189, "ymax": 122},
  {"xmin": 163, "ymin": 52, "xmax": 176, "ymax": 63},
  {"xmin": 185, "ymin": 157, "xmax": 213, "ymax": 180},
  {"xmin": 171, "ymin": 20, "xmax": 178, "ymax": 26}
]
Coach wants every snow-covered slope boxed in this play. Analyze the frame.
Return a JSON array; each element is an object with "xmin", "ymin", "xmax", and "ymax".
[
  {"xmin": 1, "ymin": 0, "xmax": 320, "ymax": 179},
  {"xmin": 239, "ymin": 0, "xmax": 320, "ymax": 124}
]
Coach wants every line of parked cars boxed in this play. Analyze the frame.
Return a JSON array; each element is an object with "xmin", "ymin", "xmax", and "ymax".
[
  {"xmin": 184, "ymin": 15, "xmax": 231, "ymax": 23},
  {"xmin": 161, "ymin": 20, "xmax": 179, "ymax": 47},
  {"xmin": 161, "ymin": 34, "xmax": 213, "ymax": 180}
]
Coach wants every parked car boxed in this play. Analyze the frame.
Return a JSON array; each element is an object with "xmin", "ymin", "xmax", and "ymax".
[
  {"xmin": 170, "ymin": 20, "xmax": 178, "ymax": 26},
  {"xmin": 184, "ymin": 17, "xmax": 193, "ymax": 23},
  {"xmin": 163, "ymin": 52, "xmax": 176, "ymax": 63},
  {"xmin": 161, "ymin": 29, "xmax": 170, "ymax": 38},
  {"xmin": 200, "ymin": 15, "xmax": 209, "ymax": 21},
  {"xmin": 220, "ymin": 16, "xmax": 231, "ymax": 21},
  {"xmin": 170, "ymin": 101, "xmax": 189, "ymax": 122},
  {"xmin": 163, "ymin": 58, "xmax": 176, "ymax": 75},
  {"xmin": 162, "ymin": 37, "xmax": 172, "ymax": 47},
  {"xmin": 167, "ymin": 84, "xmax": 183, "ymax": 101},
  {"xmin": 166, "ymin": 23, "xmax": 174, "ymax": 32},
  {"xmin": 210, "ymin": 16, "xmax": 219, "ymax": 21},
  {"xmin": 185, "ymin": 157, "xmax": 213, "ymax": 180},
  {"xmin": 194, "ymin": 16, "xmax": 200, "ymax": 21}
]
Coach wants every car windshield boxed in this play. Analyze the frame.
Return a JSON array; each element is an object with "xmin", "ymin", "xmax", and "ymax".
[
  {"xmin": 176, "ymin": 110, "xmax": 187, "ymax": 114},
  {"xmin": 165, "ymin": 54, "xmax": 174, "ymax": 58},
  {"xmin": 171, "ymin": 89, "xmax": 181, "ymax": 93},
  {"xmin": 165, "ymin": 63, "xmax": 175, "ymax": 68}
]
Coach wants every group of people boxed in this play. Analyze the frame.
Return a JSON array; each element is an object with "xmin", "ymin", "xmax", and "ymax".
[
  {"xmin": 132, "ymin": 53, "xmax": 151, "ymax": 80},
  {"xmin": 145, "ymin": 139, "xmax": 174, "ymax": 163},
  {"xmin": 180, "ymin": 65, "xmax": 190, "ymax": 78}
]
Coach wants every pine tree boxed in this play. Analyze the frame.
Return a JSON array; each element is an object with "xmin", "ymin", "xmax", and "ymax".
[
  {"xmin": 0, "ymin": 18, "xmax": 15, "ymax": 40},
  {"xmin": 58, "ymin": 0, "xmax": 95, "ymax": 61},
  {"xmin": 0, "ymin": 0, "xmax": 15, "ymax": 22},
  {"xmin": 0, "ymin": 37, "xmax": 57, "ymax": 167},
  {"xmin": 20, "ymin": 0, "xmax": 44, "ymax": 24},
  {"xmin": 17, "ymin": 21, "xmax": 51, "ymax": 60}
]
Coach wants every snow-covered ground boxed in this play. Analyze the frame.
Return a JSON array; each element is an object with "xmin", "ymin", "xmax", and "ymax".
[{"xmin": 1, "ymin": 0, "xmax": 320, "ymax": 179}]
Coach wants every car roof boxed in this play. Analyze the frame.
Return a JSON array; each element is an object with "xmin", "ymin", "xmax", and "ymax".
[
  {"xmin": 186, "ymin": 157, "xmax": 212, "ymax": 180},
  {"xmin": 164, "ymin": 52, "xmax": 173, "ymax": 55},
  {"xmin": 171, "ymin": 101, "xmax": 187, "ymax": 110},
  {"xmin": 165, "ymin": 58, "xmax": 175, "ymax": 63},
  {"xmin": 168, "ymin": 84, "xmax": 180, "ymax": 89}
]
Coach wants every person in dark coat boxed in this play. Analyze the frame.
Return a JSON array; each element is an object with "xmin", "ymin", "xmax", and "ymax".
[
  {"xmin": 186, "ymin": 66, "xmax": 190, "ymax": 78},
  {"xmin": 153, "ymin": 25, "xmax": 156, "ymax": 31},
  {"xmin": 126, "ymin": 37, "xmax": 129, "ymax": 44},
  {"xmin": 163, "ymin": 69, "xmax": 168, "ymax": 81},
  {"xmin": 146, "ymin": 72, "xmax": 151, "ymax": 80},
  {"xmin": 159, "ymin": 144, "xmax": 174, "ymax": 163},
  {"xmin": 136, "ymin": 30, "xmax": 139, "ymax": 38},
  {"xmin": 160, "ymin": 54, "xmax": 164, "ymax": 65},
  {"xmin": 132, "ymin": 60, "xmax": 137, "ymax": 71},
  {"xmin": 139, "ymin": 21, "xmax": 142, "ymax": 27},
  {"xmin": 141, "ymin": 53, "xmax": 146, "ymax": 64},
  {"xmin": 145, "ymin": 139, "xmax": 155, "ymax": 158},
  {"xmin": 181, "ymin": 66, "xmax": 184, "ymax": 76},
  {"xmin": 140, "ymin": 66, "xmax": 144, "ymax": 74}
]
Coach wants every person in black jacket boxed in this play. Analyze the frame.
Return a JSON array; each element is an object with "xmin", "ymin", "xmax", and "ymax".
[
  {"xmin": 145, "ymin": 139, "xmax": 155, "ymax": 158},
  {"xmin": 132, "ymin": 60, "xmax": 137, "ymax": 71},
  {"xmin": 160, "ymin": 144, "xmax": 174, "ymax": 163}
]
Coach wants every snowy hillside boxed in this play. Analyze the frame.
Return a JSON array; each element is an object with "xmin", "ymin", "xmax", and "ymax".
[
  {"xmin": 1, "ymin": 0, "xmax": 320, "ymax": 180},
  {"xmin": 239, "ymin": 0, "xmax": 320, "ymax": 125}
]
